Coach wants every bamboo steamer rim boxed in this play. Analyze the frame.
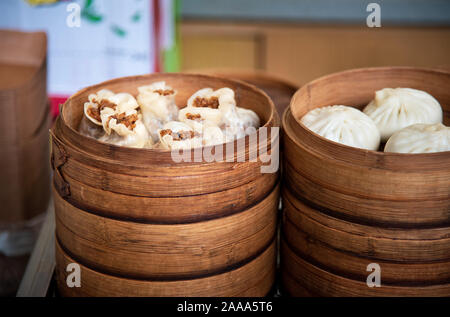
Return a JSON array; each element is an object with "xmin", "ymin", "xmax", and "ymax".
[
  {"xmin": 56, "ymin": 238, "xmax": 276, "ymax": 296},
  {"xmin": 189, "ymin": 68, "xmax": 300, "ymax": 92},
  {"xmin": 281, "ymin": 240, "xmax": 450, "ymax": 297},
  {"xmin": 59, "ymin": 72, "xmax": 279, "ymax": 162},
  {"xmin": 52, "ymin": 113, "xmax": 278, "ymax": 169},
  {"xmin": 282, "ymin": 186, "xmax": 450, "ymax": 240},
  {"xmin": 283, "ymin": 107, "xmax": 449, "ymax": 172},
  {"xmin": 288, "ymin": 67, "xmax": 450, "ymax": 168},
  {"xmin": 282, "ymin": 220, "xmax": 450, "ymax": 286}
]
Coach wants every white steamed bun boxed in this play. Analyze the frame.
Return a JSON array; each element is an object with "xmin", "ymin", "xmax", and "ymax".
[
  {"xmin": 363, "ymin": 88, "xmax": 443, "ymax": 141},
  {"xmin": 301, "ymin": 105, "xmax": 380, "ymax": 151},
  {"xmin": 384, "ymin": 123, "xmax": 450, "ymax": 153}
]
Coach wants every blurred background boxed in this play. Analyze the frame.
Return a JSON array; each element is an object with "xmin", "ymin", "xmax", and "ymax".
[{"xmin": 0, "ymin": 0, "xmax": 449, "ymax": 297}]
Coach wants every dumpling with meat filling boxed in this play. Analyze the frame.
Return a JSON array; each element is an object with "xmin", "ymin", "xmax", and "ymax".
[
  {"xmin": 83, "ymin": 89, "xmax": 116, "ymax": 125},
  {"xmin": 158, "ymin": 121, "xmax": 203, "ymax": 150},
  {"xmin": 225, "ymin": 107, "xmax": 260, "ymax": 140},
  {"xmin": 137, "ymin": 81, "xmax": 179, "ymax": 142},
  {"xmin": 99, "ymin": 110, "xmax": 150, "ymax": 148},
  {"xmin": 83, "ymin": 90, "xmax": 148, "ymax": 148},
  {"xmin": 84, "ymin": 91, "xmax": 140, "ymax": 126},
  {"xmin": 178, "ymin": 108, "xmax": 222, "ymax": 134},
  {"xmin": 301, "ymin": 105, "xmax": 380, "ymax": 151},
  {"xmin": 182, "ymin": 87, "xmax": 260, "ymax": 141},
  {"xmin": 384, "ymin": 123, "xmax": 450, "ymax": 153},
  {"xmin": 179, "ymin": 88, "xmax": 224, "ymax": 127},
  {"xmin": 363, "ymin": 88, "xmax": 443, "ymax": 141},
  {"xmin": 202, "ymin": 124, "xmax": 226, "ymax": 146},
  {"xmin": 79, "ymin": 116, "xmax": 104, "ymax": 139}
]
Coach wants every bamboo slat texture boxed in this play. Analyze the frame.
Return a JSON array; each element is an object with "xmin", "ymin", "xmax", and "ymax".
[
  {"xmin": 281, "ymin": 67, "xmax": 450, "ymax": 297},
  {"xmin": 0, "ymin": 30, "xmax": 50, "ymax": 223},
  {"xmin": 52, "ymin": 73, "xmax": 280, "ymax": 296}
]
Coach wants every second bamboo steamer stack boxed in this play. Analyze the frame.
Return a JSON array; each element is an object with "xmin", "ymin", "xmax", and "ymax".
[
  {"xmin": 52, "ymin": 73, "xmax": 280, "ymax": 297},
  {"xmin": 281, "ymin": 67, "xmax": 450, "ymax": 297}
]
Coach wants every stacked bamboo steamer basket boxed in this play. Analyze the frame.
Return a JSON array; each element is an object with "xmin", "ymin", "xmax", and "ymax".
[
  {"xmin": 0, "ymin": 30, "xmax": 50, "ymax": 225},
  {"xmin": 281, "ymin": 67, "xmax": 450, "ymax": 297},
  {"xmin": 52, "ymin": 73, "xmax": 280, "ymax": 296},
  {"xmin": 0, "ymin": 29, "xmax": 50, "ymax": 296}
]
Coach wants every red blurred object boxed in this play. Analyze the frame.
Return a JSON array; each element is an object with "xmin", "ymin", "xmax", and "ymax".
[{"xmin": 49, "ymin": 94, "xmax": 68, "ymax": 119}]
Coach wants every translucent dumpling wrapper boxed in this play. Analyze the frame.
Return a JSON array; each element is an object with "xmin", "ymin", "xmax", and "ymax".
[
  {"xmin": 184, "ymin": 88, "xmax": 226, "ymax": 125},
  {"xmin": 178, "ymin": 107, "xmax": 222, "ymax": 133},
  {"xmin": 232, "ymin": 107, "xmax": 260, "ymax": 138},
  {"xmin": 363, "ymin": 88, "xmax": 443, "ymax": 142},
  {"xmin": 84, "ymin": 90, "xmax": 140, "ymax": 127},
  {"xmin": 137, "ymin": 81, "xmax": 178, "ymax": 142},
  {"xmin": 301, "ymin": 105, "xmax": 381, "ymax": 151},
  {"xmin": 83, "ymin": 89, "xmax": 116, "ymax": 125},
  {"xmin": 384, "ymin": 123, "xmax": 450, "ymax": 153},
  {"xmin": 202, "ymin": 125, "xmax": 226, "ymax": 146},
  {"xmin": 99, "ymin": 114, "xmax": 150, "ymax": 149},
  {"xmin": 185, "ymin": 87, "xmax": 260, "ymax": 140},
  {"xmin": 177, "ymin": 109, "xmax": 225, "ymax": 146},
  {"xmin": 158, "ymin": 121, "xmax": 203, "ymax": 150},
  {"xmin": 79, "ymin": 116, "xmax": 105, "ymax": 139},
  {"xmin": 107, "ymin": 93, "xmax": 140, "ymax": 112},
  {"xmin": 101, "ymin": 108, "xmax": 140, "ymax": 136}
]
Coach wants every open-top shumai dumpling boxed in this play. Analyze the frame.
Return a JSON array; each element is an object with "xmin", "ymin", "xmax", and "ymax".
[
  {"xmin": 181, "ymin": 87, "xmax": 260, "ymax": 140},
  {"xmin": 99, "ymin": 111, "xmax": 150, "ymax": 148},
  {"xmin": 158, "ymin": 121, "xmax": 203, "ymax": 150},
  {"xmin": 81, "ymin": 85, "xmax": 261, "ymax": 149},
  {"xmin": 226, "ymin": 107, "xmax": 260, "ymax": 140},
  {"xmin": 178, "ymin": 108, "xmax": 222, "ymax": 133},
  {"xmin": 83, "ymin": 91, "xmax": 149, "ymax": 148},
  {"xmin": 137, "ymin": 81, "xmax": 179, "ymax": 141},
  {"xmin": 84, "ymin": 90, "xmax": 140, "ymax": 125},
  {"xmin": 363, "ymin": 88, "xmax": 443, "ymax": 142},
  {"xmin": 83, "ymin": 89, "xmax": 116, "ymax": 125},
  {"xmin": 384, "ymin": 123, "xmax": 450, "ymax": 153}
]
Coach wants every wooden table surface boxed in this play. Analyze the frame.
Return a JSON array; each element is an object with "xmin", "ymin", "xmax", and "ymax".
[{"xmin": 16, "ymin": 199, "xmax": 55, "ymax": 297}]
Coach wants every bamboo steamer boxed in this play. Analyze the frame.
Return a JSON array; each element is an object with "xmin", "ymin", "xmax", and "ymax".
[
  {"xmin": 0, "ymin": 30, "xmax": 48, "ymax": 145},
  {"xmin": 51, "ymin": 118, "xmax": 278, "ymax": 220},
  {"xmin": 54, "ymin": 184, "xmax": 278, "ymax": 278},
  {"xmin": 0, "ymin": 111, "xmax": 51, "ymax": 223},
  {"xmin": 283, "ymin": 187, "xmax": 450, "ymax": 283},
  {"xmin": 0, "ymin": 30, "xmax": 50, "ymax": 223},
  {"xmin": 52, "ymin": 73, "xmax": 280, "ymax": 296},
  {"xmin": 281, "ymin": 67, "xmax": 450, "ymax": 297},
  {"xmin": 285, "ymin": 67, "xmax": 450, "ymax": 226},
  {"xmin": 281, "ymin": 241, "xmax": 450, "ymax": 297},
  {"xmin": 195, "ymin": 69, "xmax": 299, "ymax": 116},
  {"xmin": 56, "ymin": 239, "xmax": 276, "ymax": 297}
]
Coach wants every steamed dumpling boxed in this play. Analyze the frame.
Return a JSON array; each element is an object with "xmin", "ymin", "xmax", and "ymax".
[
  {"xmin": 99, "ymin": 113, "xmax": 150, "ymax": 148},
  {"xmin": 184, "ymin": 87, "xmax": 231, "ymax": 125},
  {"xmin": 384, "ymin": 123, "xmax": 450, "ymax": 153},
  {"xmin": 83, "ymin": 89, "xmax": 116, "ymax": 125},
  {"xmin": 363, "ymin": 88, "xmax": 443, "ymax": 141},
  {"xmin": 301, "ymin": 105, "xmax": 380, "ymax": 150},
  {"xmin": 183, "ymin": 87, "xmax": 260, "ymax": 140},
  {"xmin": 233, "ymin": 107, "xmax": 260, "ymax": 136},
  {"xmin": 81, "ymin": 84, "xmax": 261, "ymax": 150},
  {"xmin": 137, "ymin": 81, "xmax": 179, "ymax": 142},
  {"xmin": 202, "ymin": 125, "xmax": 226, "ymax": 146},
  {"xmin": 178, "ymin": 107, "xmax": 222, "ymax": 133},
  {"xmin": 158, "ymin": 121, "xmax": 202, "ymax": 150}
]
